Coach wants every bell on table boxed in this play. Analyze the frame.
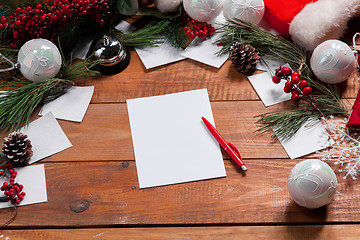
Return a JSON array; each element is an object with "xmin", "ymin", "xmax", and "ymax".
[{"xmin": 87, "ymin": 34, "xmax": 130, "ymax": 75}]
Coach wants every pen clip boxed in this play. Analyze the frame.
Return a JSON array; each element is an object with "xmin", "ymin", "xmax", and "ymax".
[
  {"xmin": 228, "ymin": 142, "xmax": 247, "ymax": 171},
  {"xmin": 228, "ymin": 142, "xmax": 242, "ymax": 160}
]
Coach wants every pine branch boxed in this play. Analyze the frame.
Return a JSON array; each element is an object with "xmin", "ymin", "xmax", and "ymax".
[
  {"xmin": 113, "ymin": 20, "xmax": 170, "ymax": 47},
  {"xmin": 0, "ymin": 49, "xmax": 99, "ymax": 131},
  {"xmin": 164, "ymin": 18, "xmax": 187, "ymax": 49},
  {"xmin": 0, "ymin": 79, "xmax": 73, "ymax": 131},
  {"xmin": 216, "ymin": 19, "xmax": 347, "ymax": 141},
  {"xmin": 59, "ymin": 54, "xmax": 100, "ymax": 80},
  {"xmin": 256, "ymin": 111, "xmax": 316, "ymax": 141}
]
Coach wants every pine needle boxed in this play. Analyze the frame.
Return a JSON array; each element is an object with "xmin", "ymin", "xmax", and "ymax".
[
  {"xmin": 216, "ymin": 19, "xmax": 347, "ymax": 141},
  {"xmin": 0, "ymin": 48, "xmax": 99, "ymax": 131},
  {"xmin": 0, "ymin": 79, "xmax": 73, "ymax": 131},
  {"xmin": 163, "ymin": 18, "xmax": 187, "ymax": 49},
  {"xmin": 113, "ymin": 20, "xmax": 168, "ymax": 48}
]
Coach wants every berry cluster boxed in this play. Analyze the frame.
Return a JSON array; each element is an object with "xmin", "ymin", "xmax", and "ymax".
[
  {"xmin": 272, "ymin": 66, "xmax": 312, "ymax": 102},
  {"xmin": 0, "ymin": 0, "xmax": 111, "ymax": 48},
  {"xmin": 184, "ymin": 20, "xmax": 215, "ymax": 38},
  {"xmin": 0, "ymin": 164, "xmax": 25, "ymax": 206}
]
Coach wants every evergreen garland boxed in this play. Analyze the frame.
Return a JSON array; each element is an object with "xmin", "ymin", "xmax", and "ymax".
[{"xmin": 216, "ymin": 20, "xmax": 347, "ymax": 141}]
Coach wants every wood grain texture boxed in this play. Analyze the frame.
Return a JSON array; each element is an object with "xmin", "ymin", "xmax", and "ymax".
[
  {"xmin": 31, "ymin": 101, "xmax": 295, "ymax": 162},
  {"xmin": 71, "ymin": 48, "xmax": 360, "ymax": 103},
  {"xmin": 74, "ymin": 53, "xmax": 260, "ymax": 103},
  {"xmin": 0, "ymin": 160, "xmax": 358, "ymax": 227},
  {"xmin": 1, "ymin": 225, "xmax": 360, "ymax": 240},
  {"xmin": 15, "ymin": 99, "xmax": 351, "ymax": 162}
]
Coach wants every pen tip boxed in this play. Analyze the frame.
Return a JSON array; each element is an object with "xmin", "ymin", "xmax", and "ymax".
[{"xmin": 241, "ymin": 165, "xmax": 247, "ymax": 171}]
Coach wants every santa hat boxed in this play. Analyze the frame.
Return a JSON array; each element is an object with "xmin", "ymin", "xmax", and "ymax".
[{"xmin": 264, "ymin": 0, "xmax": 360, "ymax": 51}]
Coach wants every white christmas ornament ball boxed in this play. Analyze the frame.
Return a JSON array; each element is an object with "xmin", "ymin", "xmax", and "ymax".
[
  {"xmin": 223, "ymin": 0, "xmax": 265, "ymax": 25},
  {"xmin": 288, "ymin": 159, "xmax": 337, "ymax": 209},
  {"xmin": 183, "ymin": 0, "xmax": 223, "ymax": 22},
  {"xmin": 18, "ymin": 38, "xmax": 62, "ymax": 82},
  {"xmin": 155, "ymin": 0, "xmax": 183, "ymax": 13},
  {"xmin": 310, "ymin": 39, "xmax": 356, "ymax": 84}
]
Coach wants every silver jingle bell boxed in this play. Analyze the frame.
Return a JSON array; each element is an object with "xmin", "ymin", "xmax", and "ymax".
[{"xmin": 87, "ymin": 34, "xmax": 130, "ymax": 75}]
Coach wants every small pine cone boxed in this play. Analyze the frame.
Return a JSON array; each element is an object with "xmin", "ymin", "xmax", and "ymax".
[
  {"xmin": 2, "ymin": 132, "xmax": 33, "ymax": 166},
  {"xmin": 230, "ymin": 42, "xmax": 260, "ymax": 73}
]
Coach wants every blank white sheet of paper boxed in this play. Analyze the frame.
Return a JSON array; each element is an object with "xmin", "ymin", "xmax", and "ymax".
[
  {"xmin": 0, "ymin": 164, "xmax": 47, "ymax": 209},
  {"xmin": 127, "ymin": 89, "xmax": 226, "ymax": 188},
  {"xmin": 20, "ymin": 112, "xmax": 72, "ymax": 164}
]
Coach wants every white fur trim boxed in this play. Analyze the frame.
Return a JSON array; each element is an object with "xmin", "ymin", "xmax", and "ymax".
[{"xmin": 289, "ymin": 0, "xmax": 360, "ymax": 51}]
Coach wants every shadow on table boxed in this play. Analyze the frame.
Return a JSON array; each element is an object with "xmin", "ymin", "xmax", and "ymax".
[{"xmin": 283, "ymin": 201, "xmax": 327, "ymax": 239}]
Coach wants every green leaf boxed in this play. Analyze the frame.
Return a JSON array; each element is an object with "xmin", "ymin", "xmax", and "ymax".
[{"xmin": 116, "ymin": 0, "xmax": 139, "ymax": 15}]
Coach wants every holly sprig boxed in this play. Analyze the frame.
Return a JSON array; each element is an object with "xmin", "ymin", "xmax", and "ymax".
[{"xmin": 216, "ymin": 19, "xmax": 347, "ymax": 141}]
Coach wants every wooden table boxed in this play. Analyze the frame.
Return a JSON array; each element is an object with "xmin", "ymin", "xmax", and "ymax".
[{"xmin": 2, "ymin": 20, "xmax": 360, "ymax": 239}]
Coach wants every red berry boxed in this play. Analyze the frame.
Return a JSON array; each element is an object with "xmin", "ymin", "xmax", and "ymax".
[
  {"xmin": 275, "ymin": 69, "xmax": 283, "ymax": 78},
  {"xmin": 291, "ymin": 93, "xmax": 300, "ymax": 102},
  {"xmin": 191, "ymin": 20, "xmax": 195, "ymax": 24},
  {"xmin": 282, "ymin": 67, "xmax": 292, "ymax": 76},
  {"xmin": 285, "ymin": 80, "xmax": 293, "ymax": 89},
  {"xmin": 4, "ymin": 191, "xmax": 9, "ymax": 196},
  {"xmin": 291, "ymin": 72, "xmax": 300, "ymax": 78},
  {"xmin": 21, "ymin": 192, "xmax": 26, "ymax": 196},
  {"xmin": 272, "ymin": 76, "xmax": 281, "ymax": 84},
  {"xmin": 284, "ymin": 86, "xmax": 292, "ymax": 93},
  {"xmin": 291, "ymin": 75, "xmax": 300, "ymax": 85},
  {"xmin": 302, "ymin": 87, "xmax": 312, "ymax": 96},
  {"xmin": 299, "ymin": 80, "xmax": 308, "ymax": 89},
  {"xmin": 15, "ymin": 199, "xmax": 20, "ymax": 204},
  {"xmin": 291, "ymin": 90, "xmax": 298, "ymax": 95}
]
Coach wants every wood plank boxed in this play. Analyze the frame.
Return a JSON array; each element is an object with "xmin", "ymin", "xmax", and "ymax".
[
  {"xmin": 28, "ymin": 101, "xmax": 293, "ymax": 162},
  {"xmin": 0, "ymin": 161, "xmax": 359, "ymax": 227},
  {"xmin": 75, "ymin": 54, "xmax": 260, "ymax": 103},
  {"xmin": 15, "ymin": 99, "xmax": 351, "ymax": 162},
  {"xmin": 72, "ymin": 49, "xmax": 359, "ymax": 103},
  {"xmin": 1, "ymin": 225, "xmax": 360, "ymax": 240}
]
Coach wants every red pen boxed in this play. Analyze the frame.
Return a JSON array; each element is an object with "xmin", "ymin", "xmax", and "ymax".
[{"xmin": 202, "ymin": 117, "xmax": 247, "ymax": 171}]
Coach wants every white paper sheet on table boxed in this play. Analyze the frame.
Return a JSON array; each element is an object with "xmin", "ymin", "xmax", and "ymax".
[
  {"xmin": 277, "ymin": 120, "xmax": 333, "ymax": 159},
  {"xmin": 114, "ymin": 20, "xmax": 136, "ymax": 33},
  {"xmin": 135, "ymin": 41, "xmax": 186, "ymax": 69},
  {"xmin": 39, "ymin": 86, "xmax": 94, "ymax": 122},
  {"xmin": 181, "ymin": 37, "xmax": 228, "ymax": 68},
  {"xmin": 20, "ymin": 112, "xmax": 72, "ymax": 164},
  {"xmin": 256, "ymin": 57, "xmax": 287, "ymax": 72},
  {"xmin": 127, "ymin": 89, "xmax": 226, "ymax": 189},
  {"xmin": 247, "ymin": 68, "xmax": 292, "ymax": 107},
  {"xmin": 0, "ymin": 164, "xmax": 47, "ymax": 209}
]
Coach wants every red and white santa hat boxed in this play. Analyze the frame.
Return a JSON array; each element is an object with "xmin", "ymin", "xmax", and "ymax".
[{"xmin": 264, "ymin": 0, "xmax": 360, "ymax": 51}]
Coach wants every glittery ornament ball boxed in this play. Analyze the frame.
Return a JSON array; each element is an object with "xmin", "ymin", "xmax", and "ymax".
[
  {"xmin": 223, "ymin": 0, "xmax": 265, "ymax": 25},
  {"xmin": 310, "ymin": 40, "xmax": 356, "ymax": 84},
  {"xmin": 155, "ymin": 0, "xmax": 182, "ymax": 13},
  {"xmin": 288, "ymin": 159, "xmax": 337, "ymax": 209},
  {"xmin": 18, "ymin": 38, "xmax": 62, "ymax": 82},
  {"xmin": 183, "ymin": 0, "xmax": 223, "ymax": 22}
]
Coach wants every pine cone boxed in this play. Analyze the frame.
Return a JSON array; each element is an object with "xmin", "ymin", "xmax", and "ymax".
[
  {"xmin": 2, "ymin": 133, "xmax": 33, "ymax": 166},
  {"xmin": 230, "ymin": 42, "xmax": 260, "ymax": 73}
]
